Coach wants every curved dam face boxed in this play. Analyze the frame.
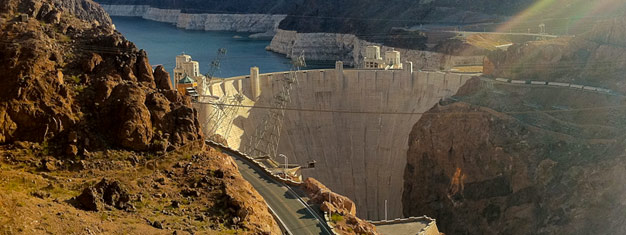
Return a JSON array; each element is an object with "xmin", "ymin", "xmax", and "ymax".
[{"xmin": 195, "ymin": 66, "xmax": 473, "ymax": 219}]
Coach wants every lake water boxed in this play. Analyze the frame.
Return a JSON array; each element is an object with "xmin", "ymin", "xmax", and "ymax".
[{"xmin": 111, "ymin": 16, "xmax": 321, "ymax": 81}]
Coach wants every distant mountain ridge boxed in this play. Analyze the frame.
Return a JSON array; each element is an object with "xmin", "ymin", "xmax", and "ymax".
[
  {"xmin": 95, "ymin": 0, "xmax": 535, "ymax": 35},
  {"xmin": 95, "ymin": 0, "xmax": 300, "ymax": 14}
]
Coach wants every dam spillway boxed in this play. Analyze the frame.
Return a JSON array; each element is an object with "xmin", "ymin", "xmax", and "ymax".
[{"xmin": 195, "ymin": 65, "xmax": 474, "ymax": 220}]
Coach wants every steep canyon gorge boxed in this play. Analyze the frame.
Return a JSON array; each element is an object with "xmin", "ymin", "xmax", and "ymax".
[
  {"xmin": 3, "ymin": 0, "xmax": 625, "ymax": 234},
  {"xmin": 404, "ymin": 15, "xmax": 626, "ymax": 234}
]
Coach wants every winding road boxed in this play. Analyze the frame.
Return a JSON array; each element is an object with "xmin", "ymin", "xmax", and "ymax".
[{"xmin": 211, "ymin": 142, "xmax": 332, "ymax": 235}]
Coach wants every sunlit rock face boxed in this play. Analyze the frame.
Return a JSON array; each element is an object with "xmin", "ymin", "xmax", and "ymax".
[
  {"xmin": 0, "ymin": 0, "xmax": 203, "ymax": 151},
  {"xmin": 485, "ymin": 15, "xmax": 626, "ymax": 93},
  {"xmin": 403, "ymin": 77, "xmax": 626, "ymax": 235}
]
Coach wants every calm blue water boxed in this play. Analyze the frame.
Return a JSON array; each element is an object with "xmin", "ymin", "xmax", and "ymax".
[{"xmin": 111, "ymin": 16, "xmax": 298, "ymax": 80}]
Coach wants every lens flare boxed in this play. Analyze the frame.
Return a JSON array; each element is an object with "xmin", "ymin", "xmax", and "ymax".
[{"xmin": 495, "ymin": 0, "xmax": 626, "ymax": 35}]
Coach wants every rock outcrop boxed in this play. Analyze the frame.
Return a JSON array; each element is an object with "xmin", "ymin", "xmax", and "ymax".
[
  {"xmin": 303, "ymin": 178, "xmax": 358, "ymax": 216},
  {"xmin": 405, "ymin": 15, "xmax": 626, "ymax": 234},
  {"xmin": 403, "ymin": 75, "xmax": 626, "ymax": 234},
  {"xmin": 75, "ymin": 178, "xmax": 133, "ymax": 211},
  {"xmin": 302, "ymin": 178, "xmax": 379, "ymax": 235},
  {"xmin": 153, "ymin": 65, "xmax": 172, "ymax": 90},
  {"xmin": 0, "ymin": 0, "xmax": 203, "ymax": 152},
  {"xmin": 0, "ymin": 1, "xmax": 283, "ymax": 234},
  {"xmin": 484, "ymin": 15, "xmax": 626, "ymax": 93}
]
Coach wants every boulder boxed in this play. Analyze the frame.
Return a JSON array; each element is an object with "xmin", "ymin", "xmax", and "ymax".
[
  {"xmin": 135, "ymin": 50, "xmax": 155, "ymax": 88},
  {"xmin": 103, "ymin": 83, "xmax": 153, "ymax": 151},
  {"xmin": 301, "ymin": 178, "xmax": 378, "ymax": 234},
  {"xmin": 153, "ymin": 65, "xmax": 173, "ymax": 90},
  {"xmin": 82, "ymin": 53, "xmax": 103, "ymax": 73},
  {"xmin": 74, "ymin": 178, "xmax": 133, "ymax": 211},
  {"xmin": 302, "ymin": 178, "xmax": 356, "ymax": 216},
  {"xmin": 40, "ymin": 156, "xmax": 58, "ymax": 171}
]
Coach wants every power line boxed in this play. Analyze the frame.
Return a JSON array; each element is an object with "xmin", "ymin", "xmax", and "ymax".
[
  {"xmin": 6, "ymin": 36, "xmax": 626, "ymax": 69},
  {"xmin": 194, "ymin": 102, "xmax": 626, "ymax": 116}
]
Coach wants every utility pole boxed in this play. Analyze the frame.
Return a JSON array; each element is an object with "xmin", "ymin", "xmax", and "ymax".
[
  {"xmin": 279, "ymin": 154, "xmax": 288, "ymax": 179},
  {"xmin": 326, "ymin": 188, "xmax": 332, "ymax": 218},
  {"xmin": 385, "ymin": 200, "xmax": 388, "ymax": 221}
]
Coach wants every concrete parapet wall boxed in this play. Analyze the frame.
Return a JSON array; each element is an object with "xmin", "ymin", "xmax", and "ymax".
[
  {"xmin": 206, "ymin": 140, "xmax": 302, "ymax": 186},
  {"xmin": 200, "ymin": 68, "xmax": 473, "ymax": 220},
  {"xmin": 492, "ymin": 77, "xmax": 618, "ymax": 95},
  {"xmin": 324, "ymin": 212, "xmax": 341, "ymax": 235},
  {"xmin": 370, "ymin": 216, "xmax": 440, "ymax": 235}
]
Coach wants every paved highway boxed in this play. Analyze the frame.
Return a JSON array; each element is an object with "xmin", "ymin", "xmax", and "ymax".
[
  {"xmin": 217, "ymin": 145, "xmax": 332, "ymax": 235},
  {"xmin": 411, "ymin": 27, "xmax": 560, "ymax": 38}
]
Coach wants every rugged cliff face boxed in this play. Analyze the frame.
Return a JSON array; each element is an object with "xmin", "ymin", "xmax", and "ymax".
[
  {"xmin": 0, "ymin": 0, "xmax": 280, "ymax": 233},
  {"xmin": 405, "ymin": 15, "xmax": 626, "ymax": 235},
  {"xmin": 484, "ymin": 16, "xmax": 626, "ymax": 93},
  {"xmin": 404, "ymin": 62, "xmax": 626, "ymax": 234},
  {"xmin": 277, "ymin": 0, "xmax": 514, "ymax": 35},
  {"xmin": 0, "ymin": 0, "xmax": 204, "ymax": 152}
]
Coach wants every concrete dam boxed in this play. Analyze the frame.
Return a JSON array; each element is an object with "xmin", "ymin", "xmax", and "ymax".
[{"xmin": 195, "ymin": 63, "xmax": 473, "ymax": 220}]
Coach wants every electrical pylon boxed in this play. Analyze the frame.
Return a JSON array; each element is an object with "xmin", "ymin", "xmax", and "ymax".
[
  {"xmin": 201, "ymin": 48, "xmax": 227, "ymax": 96},
  {"xmin": 243, "ymin": 52, "xmax": 306, "ymax": 159},
  {"xmin": 200, "ymin": 48, "xmax": 249, "ymax": 141},
  {"xmin": 204, "ymin": 93, "xmax": 244, "ymax": 139}
]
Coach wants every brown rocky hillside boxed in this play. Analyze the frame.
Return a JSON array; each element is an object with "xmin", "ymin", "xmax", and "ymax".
[
  {"xmin": 405, "ymin": 15, "xmax": 626, "ymax": 234},
  {"xmin": 0, "ymin": 0, "xmax": 280, "ymax": 234},
  {"xmin": 484, "ymin": 16, "xmax": 626, "ymax": 93},
  {"xmin": 0, "ymin": 0, "xmax": 203, "ymax": 152},
  {"xmin": 403, "ymin": 75, "xmax": 626, "ymax": 234},
  {"xmin": 0, "ymin": 141, "xmax": 280, "ymax": 234}
]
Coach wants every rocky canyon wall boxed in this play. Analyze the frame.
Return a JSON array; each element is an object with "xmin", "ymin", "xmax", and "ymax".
[
  {"xmin": 402, "ymin": 78, "xmax": 626, "ymax": 234},
  {"xmin": 197, "ymin": 68, "xmax": 475, "ymax": 220},
  {"xmin": 484, "ymin": 16, "xmax": 626, "ymax": 93},
  {"xmin": 99, "ymin": 4, "xmax": 286, "ymax": 34},
  {"xmin": 267, "ymin": 29, "xmax": 484, "ymax": 69}
]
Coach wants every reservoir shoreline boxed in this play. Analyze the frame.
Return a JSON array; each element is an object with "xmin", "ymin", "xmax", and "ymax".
[{"xmin": 102, "ymin": 4, "xmax": 483, "ymax": 70}]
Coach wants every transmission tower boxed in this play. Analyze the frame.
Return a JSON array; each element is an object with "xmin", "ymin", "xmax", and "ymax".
[
  {"xmin": 243, "ymin": 52, "xmax": 306, "ymax": 159},
  {"xmin": 201, "ymin": 48, "xmax": 227, "ymax": 97},
  {"xmin": 223, "ymin": 94, "xmax": 245, "ymax": 139},
  {"xmin": 198, "ymin": 48, "xmax": 230, "ymax": 139},
  {"xmin": 200, "ymin": 48, "xmax": 249, "ymax": 141},
  {"xmin": 204, "ymin": 93, "xmax": 244, "ymax": 139}
]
